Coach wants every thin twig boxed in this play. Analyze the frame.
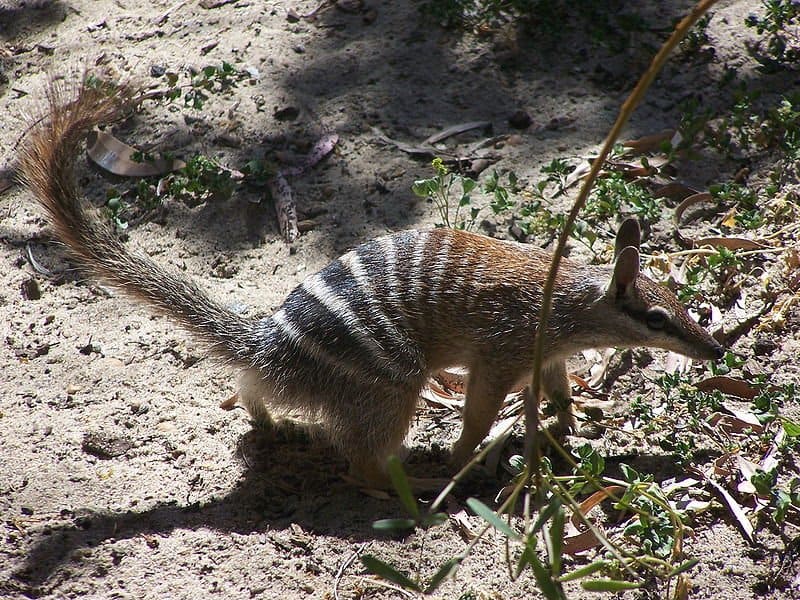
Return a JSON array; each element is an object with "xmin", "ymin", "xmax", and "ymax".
[
  {"xmin": 526, "ymin": 0, "xmax": 720, "ymax": 477},
  {"xmin": 334, "ymin": 542, "xmax": 371, "ymax": 600}
]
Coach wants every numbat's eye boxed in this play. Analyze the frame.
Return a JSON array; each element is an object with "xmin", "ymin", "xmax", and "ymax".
[{"xmin": 646, "ymin": 308, "xmax": 669, "ymax": 330}]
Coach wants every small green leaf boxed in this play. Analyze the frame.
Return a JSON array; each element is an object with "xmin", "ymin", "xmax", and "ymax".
[
  {"xmin": 425, "ymin": 557, "xmax": 461, "ymax": 593},
  {"xmin": 412, "ymin": 179, "xmax": 435, "ymax": 197},
  {"xmin": 530, "ymin": 497, "xmax": 561, "ymax": 535},
  {"xmin": 668, "ymin": 558, "xmax": 700, "ymax": 577},
  {"xmin": 461, "ymin": 178, "xmax": 477, "ymax": 194},
  {"xmin": 752, "ymin": 469, "xmax": 776, "ymax": 497},
  {"xmin": 782, "ymin": 417, "xmax": 800, "ymax": 437},
  {"xmin": 420, "ymin": 512, "xmax": 448, "ymax": 528},
  {"xmin": 522, "ymin": 539, "xmax": 566, "ymax": 599},
  {"xmin": 548, "ymin": 503, "xmax": 565, "ymax": 576},
  {"xmin": 558, "ymin": 561, "xmax": 611, "ymax": 583},
  {"xmin": 361, "ymin": 555, "xmax": 421, "ymax": 592},
  {"xmin": 372, "ymin": 518, "xmax": 416, "ymax": 533},
  {"xmin": 387, "ymin": 456, "xmax": 419, "ymax": 519},
  {"xmin": 466, "ymin": 498, "xmax": 520, "ymax": 540},
  {"xmin": 619, "ymin": 463, "xmax": 640, "ymax": 483},
  {"xmin": 581, "ymin": 579, "xmax": 641, "ymax": 592}
]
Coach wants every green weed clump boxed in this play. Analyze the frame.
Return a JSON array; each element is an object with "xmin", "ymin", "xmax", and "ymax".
[
  {"xmin": 412, "ymin": 158, "xmax": 519, "ymax": 230},
  {"xmin": 745, "ymin": 0, "xmax": 800, "ymax": 68}
]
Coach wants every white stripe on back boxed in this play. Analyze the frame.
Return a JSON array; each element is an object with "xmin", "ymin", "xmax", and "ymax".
[
  {"xmin": 427, "ymin": 232, "xmax": 451, "ymax": 301},
  {"xmin": 301, "ymin": 272, "xmax": 402, "ymax": 374},
  {"xmin": 340, "ymin": 250, "xmax": 411, "ymax": 348},
  {"xmin": 270, "ymin": 308, "xmax": 360, "ymax": 378}
]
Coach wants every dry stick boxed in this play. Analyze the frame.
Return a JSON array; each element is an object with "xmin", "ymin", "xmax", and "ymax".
[
  {"xmin": 525, "ymin": 0, "xmax": 720, "ymax": 479},
  {"xmin": 333, "ymin": 542, "xmax": 371, "ymax": 600}
]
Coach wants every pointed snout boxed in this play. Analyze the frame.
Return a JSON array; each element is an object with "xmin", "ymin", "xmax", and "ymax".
[
  {"xmin": 695, "ymin": 339, "xmax": 725, "ymax": 361},
  {"xmin": 682, "ymin": 331, "xmax": 725, "ymax": 361}
]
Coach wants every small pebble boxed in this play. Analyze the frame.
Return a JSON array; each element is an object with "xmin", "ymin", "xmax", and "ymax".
[
  {"xmin": 508, "ymin": 109, "xmax": 532, "ymax": 130},
  {"xmin": 21, "ymin": 278, "xmax": 41, "ymax": 300}
]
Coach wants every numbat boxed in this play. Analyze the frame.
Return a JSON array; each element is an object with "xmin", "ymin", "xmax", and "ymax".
[{"xmin": 18, "ymin": 81, "xmax": 723, "ymax": 490}]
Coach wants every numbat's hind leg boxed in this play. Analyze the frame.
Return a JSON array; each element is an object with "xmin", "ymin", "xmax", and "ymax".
[
  {"xmin": 236, "ymin": 368, "xmax": 322, "ymax": 441},
  {"xmin": 332, "ymin": 382, "xmax": 434, "ymax": 490}
]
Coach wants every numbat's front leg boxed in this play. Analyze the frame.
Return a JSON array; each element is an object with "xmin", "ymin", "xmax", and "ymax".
[
  {"xmin": 450, "ymin": 362, "xmax": 520, "ymax": 468},
  {"xmin": 541, "ymin": 360, "xmax": 575, "ymax": 435}
]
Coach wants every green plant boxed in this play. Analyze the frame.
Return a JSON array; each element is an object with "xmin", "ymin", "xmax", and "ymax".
[
  {"xmin": 418, "ymin": 0, "xmax": 649, "ymax": 54},
  {"xmin": 616, "ymin": 465, "xmax": 681, "ymax": 559},
  {"xmin": 360, "ymin": 457, "xmax": 457, "ymax": 594},
  {"xmin": 104, "ymin": 189, "xmax": 129, "ymax": 231},
  {"xmin": 412, "ymin": 158, "xmax": 480, "ymax": 230},
  {"xmin": 708, "ymin": 350, "xmax": 745, "ymax": 376},
  {"xmin": 242, "ymin": 158, "xmax": 278, "ymax": 186},
  {"xmin": 585, "ymin": 172, "xmax": 661, "ymax": 222},
  {"xmin": 679, "ymin": 13, "xmax": 713, "ymax": 58},
  {"xmin": 163, "ymin": 62, "xmax": 245, "ymax": 110},
  {"xmin": 753, "ymin": 472, "xmax": 800, "ymax": 524},
  {"xmin": 515, "ymin": 200, "xmax": 566, "ymax": 237},
  {"xmin": 745, "ymin": 0, "xmax": 800, "ymax": 67},
  {"xmin": 676, "ymin": 97, "xmax": 714, "ymax": 152},
  {"xmin": 484, "ymin": 168, "xmax": 518, "ymax": 214},
  {"xmin": 629, "ymin": 395, "xmax": 655, "ymax": 424},
  {"xmin": 657, "ymin": 372, "xmax": 723, "ymax": 418},
  {"xmin": 164, "ymin": 155, "xmax": 235, "ymax": 207},
  {"xmin": 769, "ymin": 95, "xmax": 800, "ymax": 160},
  {"xmin": 678, "ymin": 247, "xmax": 745, "ymax": 305},
  {"xmin": 710, "ymin": 182, "xmax": 762, "ymax": 229},
  {"xmin": 412, "ymin": 158, "xmax": 518, "ymax": 230},
  {"xmin": 540, "ymin": 158, "xmax": 575, "ymax": 193}
]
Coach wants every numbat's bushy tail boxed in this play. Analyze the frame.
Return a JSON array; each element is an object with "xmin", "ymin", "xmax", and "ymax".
[
  {"xmin": 18, "ymin": 78, "xmax": 723, "ymax": 490},
  {"xmin": 17, "ymin": 79, "xmax": 258, "ymax": 362}
]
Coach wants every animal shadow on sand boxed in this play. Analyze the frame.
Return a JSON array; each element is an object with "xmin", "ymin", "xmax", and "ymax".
[
  {"xmin": 11, "ymin": 425, "xmax": 690, "ymax": 595},
  {"xmin": 11, "ymin": 429, "xmax": 408, "ymax": 594}
]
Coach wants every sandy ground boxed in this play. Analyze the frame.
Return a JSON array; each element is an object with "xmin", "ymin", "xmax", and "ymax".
[{"xmin": 1, "ymin": 0, "xmax": 799, "ymax": 598}]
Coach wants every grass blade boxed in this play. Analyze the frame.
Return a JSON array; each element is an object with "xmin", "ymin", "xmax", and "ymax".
[
  {"xmin": 361, "ymin": 554, "xmax": 421, "ymax": 592},
  {"xmin": 387, "ymin": 455, "xmax": 419, "ymax": 518},
  {"xmin": 466, "ymin": 497, "xmax": 520, "ymax": 541}
]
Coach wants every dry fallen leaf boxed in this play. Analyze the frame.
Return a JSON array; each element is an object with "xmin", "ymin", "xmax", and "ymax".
[
  {"xmin": 707, "ymin": 411, "xmax": 765, "ymax": 436},
  {"xmin": 269, "ymin": 133, "xmax": 338, "ymax": 243},
  {"xmin": 563, "ymin": 485, "xmax": 626, "ymax": 555},
  {"xmin": 448, "ymin": 499, "xmax": 478, "ymax": 541},
  {"xmin": 654, "ymin": 182, "xmax": 699, "ymax": 202},
  {"xmin": 692, "ymin": 466, "xmax": 755, "ymax": 543},
  {"xmin": 622, "ymin": 129, "xmax": 676, "ymax": 153},
  {"xmin": 696, "ymin": 376, "xmax": 758, "ymax": 399},
  {"xmin": 418, "ymin": 383, "xmax": 464, "ymax": 411},
  {"xmin": 219, "ymin": 393, "xmax": 238, "ymax": 411},
  {"xmin": 434, "ymin": 367, "xmax": 468, "ymax": 395},
  {"xmin": 87, "ymin": 130, "xmax": 185, "ymax": 177},
  {"xmin": 674, "ymin": 191, "xmax": 768, "ymax": 250}
]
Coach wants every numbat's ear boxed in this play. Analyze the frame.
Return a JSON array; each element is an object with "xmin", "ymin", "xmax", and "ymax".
[
  {"xmin": 614, "ymin": 218, "xmax": 641, "ymax": 258},
  {"xmin": 610, "ymin": 245, "xmax": 640, "ymax": 298}
]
